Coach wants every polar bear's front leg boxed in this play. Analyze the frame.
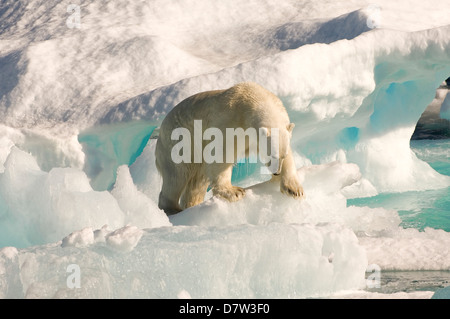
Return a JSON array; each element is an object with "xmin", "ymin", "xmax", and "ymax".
[
  {"xmin": 280, "ymin": 149, "xmax": 304, "ymax": 199},
  {"xmin": 208, "ymin": 163, "xmax": 246, "ymax": 202}
]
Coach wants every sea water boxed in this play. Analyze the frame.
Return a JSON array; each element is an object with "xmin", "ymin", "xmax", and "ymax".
[
  {"xmin": 349, "ymin": 139, "xmax": 450, "ymax": 295},
  {"xmin": 348, "ymin": 139, "xmax": 450, "ymax": 232}
]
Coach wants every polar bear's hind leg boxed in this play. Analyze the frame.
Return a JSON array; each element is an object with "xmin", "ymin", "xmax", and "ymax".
[{"xmin": 179, "ymin": 171, "xmax": 209, "ymax": 209}]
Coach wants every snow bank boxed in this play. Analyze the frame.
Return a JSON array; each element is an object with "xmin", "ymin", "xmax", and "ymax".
[
  {"xmin": 1, "ymin": 1, "xmax": 450, "ymax": 196},
  {"xmin": 171, "ymin": 161, "xmax": 401, "ymax": 238},
  {"xmin": 0, "ymin": 223, "xmax": 366, "ymax": 298},
  {"xmin": 112, "ymin": 164, "xmax": 170, "ymax": 228},
  {"xmin": 0, "ymin": 147, "xmax": 169, "ymax": 248},
  {"xmin": 3, "ymin": 145, "xmax": 443, "ymax": 298},
  {"xmin": 1, "ymin": 0, "xmax": 450, "ymax": 299},
  {"xmin": 0, "ymin": 144, "xmax": 389, "ymax": 298},
  {"xmin": 109, "ymin": 26, "xmax": 450, "ymax": 194}
]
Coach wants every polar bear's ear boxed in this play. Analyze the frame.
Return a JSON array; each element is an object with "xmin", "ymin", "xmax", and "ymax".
[
  {"xmin": 260, "ymin": 127, "xmax": 270, "ymax": 137},
  {"xmin": 287, "ymin": 123, "xmax": 295, "ymax": 133}
]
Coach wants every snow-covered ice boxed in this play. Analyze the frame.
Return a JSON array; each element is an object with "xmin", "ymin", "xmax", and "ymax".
[
  {"xmin": 1, "ymin": 0, "xmax": 450, "ymax": 298},
  {"xmin": 1, "ymin": 223, "xmax": 367, "ymax": 298}
]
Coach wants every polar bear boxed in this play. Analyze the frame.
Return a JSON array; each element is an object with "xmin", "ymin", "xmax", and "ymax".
[{"xmin": 155, "ymin": 82, "xmax": 303, "ymax": 215}]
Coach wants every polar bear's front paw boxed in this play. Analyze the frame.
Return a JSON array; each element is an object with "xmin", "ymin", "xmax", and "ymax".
[
  {"xmin": 280, "ymin": 177, "xmax": 304, "ymax": 199},
  {"xmin": 214, "ymin": 185, "xmax": 246, "ymax": 202}
]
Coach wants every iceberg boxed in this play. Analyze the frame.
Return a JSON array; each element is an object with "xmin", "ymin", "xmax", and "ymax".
[
  {"xmin": 0, "ymin": 147, "xmax": 170, "ymax": 248},
  {"xmin": 0, "ymin": 223, "xmax": 367, "ymax": 299},
  {"xmin": 1, "ymin": 0, "xmax": 450, "ymax": 298}
]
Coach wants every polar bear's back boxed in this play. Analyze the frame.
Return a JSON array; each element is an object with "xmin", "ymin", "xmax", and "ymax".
[
  {"xmin": 219, "ymin": 82, "xmax": 290, "ymax": 129},
  {"xmin": 158, "ymin": 82, "xmax": 289, "ymax": 143},
  {"xmin": 222, "ymin": 82, "xmax": 287, "ymax": 113}
]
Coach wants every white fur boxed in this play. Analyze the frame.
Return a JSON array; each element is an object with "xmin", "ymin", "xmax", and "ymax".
[{"xmin": 155, "ymin": 82, "xmax": 303, "ymax": 215}]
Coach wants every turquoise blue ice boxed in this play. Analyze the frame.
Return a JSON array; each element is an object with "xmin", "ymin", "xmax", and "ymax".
[{"xmin": 348, "ymin": 139, "xmax": 450, "ymax": 231}]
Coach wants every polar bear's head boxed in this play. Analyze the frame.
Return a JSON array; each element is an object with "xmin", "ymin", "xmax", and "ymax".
[{"xmin": 260, "ymin": 123, "xmax": 295, "ymax": 175}]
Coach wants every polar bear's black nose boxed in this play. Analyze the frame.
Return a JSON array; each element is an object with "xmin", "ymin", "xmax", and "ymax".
[{"xmin": 273, "ymin": 172, "xmax": 280, "ymax": 176}]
